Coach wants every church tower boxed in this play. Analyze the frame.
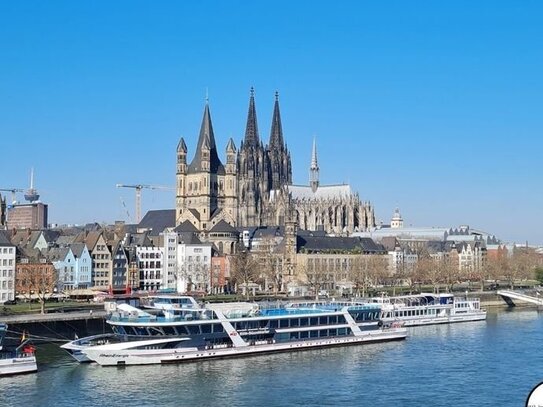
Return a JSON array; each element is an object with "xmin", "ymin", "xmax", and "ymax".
[
  {"xmin": 175, "ymin": 137, "xmax": 188, "ymax": 224},
  {"xmin": 176, "ymin": 101, "xmax": 232, "ymax": 230},
  {"xmin": 237, "ymin": 88, "xmax": 268, "ymax": 227},
  {"xmin": 224, "ymin": 138, "xmax": 238, "ymax": 226}
]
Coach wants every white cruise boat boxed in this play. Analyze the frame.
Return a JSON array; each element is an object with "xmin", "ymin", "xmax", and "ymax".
[
  {"xmin": 0, "ymin": 323, "xmax": 37, "ymax": 376},
  {"xmin": 62, "ymin": 297, "xmax": 407, "ymax": 366},
  {"xmin": 367, "ymin": 293, "xmax": 487, "ymax": 327}
]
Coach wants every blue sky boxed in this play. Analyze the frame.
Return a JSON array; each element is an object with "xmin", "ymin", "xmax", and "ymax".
[{"xmin": 0, "ymin": 1, "xmax": 542, "ymax": 244}]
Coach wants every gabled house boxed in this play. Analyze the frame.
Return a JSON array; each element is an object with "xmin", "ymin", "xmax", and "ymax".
[
  {"xmin": 75, "ymin": 231, "xmax": 112, "ymax": 290},
  {"xmin": 71, "ymin": 243, "xmax": 92, "ymax": 289}
]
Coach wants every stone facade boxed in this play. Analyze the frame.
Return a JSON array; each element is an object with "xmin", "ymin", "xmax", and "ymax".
[
  {"xmin": 175, "ymin": 102, "xmax": 238, "ymax": 231},
  {"xmin": 175, "ymin": 90, "xmax": 374, "ymax": 238}
]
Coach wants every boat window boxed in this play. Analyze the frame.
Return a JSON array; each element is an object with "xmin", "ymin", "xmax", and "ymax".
[
  {"xmin": 291, "ymin": 318, "xmax": 300, "ymax": 327},
  {"xmin": 135, "ymin": 327, "xmax": 148, "ymax": 335},
  {"xmin": 290, "ymin": 332, "xmax": 299, "ymax": 340},
  {"xmin": 201, "ymin": 324, "xmax": 212, "ymax": 334},
  {"xmin": 337, "ymin": 315, "xmax": 346, "ymax": 324},
  {"xmin": 212, "ymin": 324, "xmax": 224, "ymax": 333},
  {"xmin": 269, "ymin": 320, "xmax": 278, "ymax": 329},
  {"xmin": 280, "ymin": 319, "xmax": 289, "ymax": 328},
  {"xmin": 329, "ymin": 328, "xmax": 337, "ymax": 336},
  {"xmin": 163, "ymin": 326, "xmax": 177, "ymax": 335},
  {"xmin": 148, "ymin": 327, "xmax": 164, "ymax": 336},
  {"xmin": 310, "ymin": 317, "xmax": 318, "ymax": 326},
  {"xmin": 319, "ymin": 329, "xmax": 328, "ymax": 337},
  {"xmin": 300, "ymin": 318, "xmax": 309, "ymax": 327},
  {"xmin": 319, "ymin": 317, "xmax": 328, "ymax": 325},
  {"xmin": 338, "ymin": 328, "xmax": 346, "ymax": 336},
  {"xmin": 176, "ymin": 326, "xmax": 189, "ymax": 335},
  {"xmin": 310, "ymin": 330, "xmax": 319, "ymax": 338},
  {"xmin": 188, "ymin": 325, "xmax": 201, "ymax": 335},
  {"xmin": 300, "ymin": 331, "xmax": 309, "ymax": 339},
  {"xmin": 329, "ymin": 315, "xmax": 337, "ymax": 324}
]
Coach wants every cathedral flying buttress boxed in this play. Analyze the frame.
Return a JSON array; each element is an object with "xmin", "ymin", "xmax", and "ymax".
[{"xmin": 267, "ymin": 138, "xmax": 376, "ymax": 235}]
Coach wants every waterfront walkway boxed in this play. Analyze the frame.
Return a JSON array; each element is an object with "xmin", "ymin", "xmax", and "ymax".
[{"xmin": 0, "ymin": 310, "xmax": 107, "ymax": 324}]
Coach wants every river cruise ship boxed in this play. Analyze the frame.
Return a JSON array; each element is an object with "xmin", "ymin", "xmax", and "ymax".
[
  {"xmin": 62, "ymin": 296, "xmax": 407, "ymax": 366},
  {"xmin": 369, "ymin": 293, "xmax": 486, "ymax": 326},
  {"xmin": 0, "ymin": 323, "xmax": 37, "ymax": 376}
]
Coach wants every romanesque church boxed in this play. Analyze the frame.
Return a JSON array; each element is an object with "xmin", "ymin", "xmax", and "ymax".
[{"xmin": 175, "ymin": 89, "xmax": 375, "ymax": 235}]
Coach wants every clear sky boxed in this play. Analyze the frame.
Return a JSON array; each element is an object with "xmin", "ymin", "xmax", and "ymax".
[{"xmin": 0, "ymin": 1, "xmax": 541, "ymax": 244}]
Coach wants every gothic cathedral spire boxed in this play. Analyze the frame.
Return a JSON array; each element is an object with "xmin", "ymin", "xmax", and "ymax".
[
  {"xmin": 310, "ymin": 137, "xmax": 319, "ymax": 192},
  {"xmin": 243, "ymin": 87, "xmax": 260, "ymax": 147},
  {"xmin": 269, "ymin": 91, "xmax": 283, "ymax": 148}
]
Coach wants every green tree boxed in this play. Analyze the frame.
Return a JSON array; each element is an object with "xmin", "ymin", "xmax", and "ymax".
[{"xmin": 535, "ymin": 267, "xmax": 543, "ymax": 285}]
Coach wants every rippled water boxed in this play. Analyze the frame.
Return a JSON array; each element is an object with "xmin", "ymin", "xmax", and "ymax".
[{"xmin": 2, "ymin": 309, "xmax": 542, "ymax": 407}]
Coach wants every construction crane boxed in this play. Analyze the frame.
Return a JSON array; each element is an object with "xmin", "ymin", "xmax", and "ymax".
[
  {"xmin": 0, "ymin": 188, "xmax": 24, "ymax": 205},
  {"xmin": 115, "ymin": 184, "xmax": 174, "ymax": 223},
  {"xmin": 119, "ymin": 197, "xmax": 132, "ymax": 223}
]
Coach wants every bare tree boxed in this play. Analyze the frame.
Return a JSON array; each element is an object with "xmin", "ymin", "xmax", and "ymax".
[
  {"xmin": 16, "ymin": 263, "xmax": 58, "ymax": 314},
  {"xmin": 508, "ymin": 247, "xmax": 539, "ymax": 288},
  {"xmin": 255, "ymin": 236, "xmax": 284, "ymax": 295},
  {"xmin": 230, "ymin": 250, "xmax": 260, "ymax": 300},
  {"xmin": 300, "ymin": 258, "xmax": 330, "ymax": 300},
  {"xmin": 349, "ymin": 255, "xmax": 371, "ymax": 297},
  {"xmin": 441, "ymin": 256, "xmax": 461, "ymax": 293}
]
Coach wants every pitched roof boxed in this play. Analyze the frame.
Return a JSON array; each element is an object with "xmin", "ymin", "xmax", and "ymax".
[
  {"xmin": 188, "ymin": 208, "xmax": 201, "ymax": 221},
  {"xmin": 46, "ymin": 247, "xmax": 70, "ymax": 262},
  {"xmin": 42, "ymin": 230, "xmax": 61, "ymax": 243},
  {"xmin": 187, "ymin": 103, "xmax": 225, "ymax": 175},
  {"xmin": 138, "ymin": 209, "xmax": 176, "ymax": 236},
  {"xmin": 285, "ymin": 184, "xmax": 353, "ymax": 201},
  {"xmin": 56, "ymin": 235, "xmax": 77, "ymax": 246},
  {"xmin": 70, "ymin": 243, "xmax": 87, "ymax": 257},
  {"xmin": 209, "ymin": 220, "xmax": 238, "ymax": 233},
  {"xmin": 0, "ymin": 230, "xmax": 13, "ymax": 246},
  {"xmin": 84, "ymin": 231, "xmax": 103, "ymax": 250},
  {"xmin": 178, "ymin": 232, "xmax": 202, "ymax": 245},
  {"xmin": 174, "ymin": 220, "xmax": 199, "ymax": 233},
  {"xmin": 297, "ymin": 235, "xmax": 386, "ymax": 254}
]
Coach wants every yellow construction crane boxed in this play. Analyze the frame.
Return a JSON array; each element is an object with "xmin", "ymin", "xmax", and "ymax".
[
  {"xmin": 115, "ymin": 184, "xmax": 174, "ymax": 223},
  {"xmin": 0, "ymin": 188, "xmax": 24, "ymax": 205}
]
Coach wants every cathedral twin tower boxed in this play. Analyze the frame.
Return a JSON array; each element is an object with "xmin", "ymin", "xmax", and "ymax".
[{"xmin": 176, "ymin": 88, "xmax": 291, "ymax": 230}]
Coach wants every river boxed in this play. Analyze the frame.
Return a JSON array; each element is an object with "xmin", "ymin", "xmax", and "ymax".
[{"xmin": 2, "ymin": 308, "xmax": 542, "ymax": 407}]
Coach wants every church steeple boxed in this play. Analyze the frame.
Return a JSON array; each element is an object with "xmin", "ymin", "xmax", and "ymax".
[
  {"xmin": 188, "ymin": 102, "xmax": 224, "ymax": 174},
  {"xmin": 243, "ymin": 87, "xmax": 260, "ymax": 147},
  {"xmin": 269, "ymin": 91, "xmax": 283, "ymax": 148},
  {"xmin": 309, "ymin": 137, "xmax": 319, "ymax": 192}
]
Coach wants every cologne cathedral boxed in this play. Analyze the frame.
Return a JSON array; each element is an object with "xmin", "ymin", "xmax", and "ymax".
[{"xmin": 175, "ymin": 89, "xmax": 375, "ymax": 235}]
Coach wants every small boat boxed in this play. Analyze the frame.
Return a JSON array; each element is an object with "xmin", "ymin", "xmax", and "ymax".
[
  {"xmin": 62, "ymin": 297, "xmax": 407, "ymax": 366},
  {"xmin": 0, "ymin": 323, "xmax": 37, "ymax": 376}
]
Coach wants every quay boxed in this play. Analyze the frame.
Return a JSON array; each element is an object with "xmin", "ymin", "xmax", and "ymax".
[{"xmin": 1, "ymin": 310, "xmax": 106, "ymax": 324}]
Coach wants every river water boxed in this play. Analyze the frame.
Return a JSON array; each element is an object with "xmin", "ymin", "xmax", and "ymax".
[{"xmin": 2, "ymin": 308, "xmax": 542, "ymax": 407}]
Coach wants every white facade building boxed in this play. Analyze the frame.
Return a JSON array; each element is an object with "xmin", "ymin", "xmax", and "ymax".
[
  {"xmin": 161, "ymin": 231, "xmax": 179, "ymax": 290},
  {"xmin": 0, "ymin": 240, "xmax": 16, "ymax": 303},
  {"xmin": 176, "ymin": 243, "xmax": 212, "ymax": 293},
  {"xmin": 136, "ymin": 246, "xmax": 164, "ymax": 291}
]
